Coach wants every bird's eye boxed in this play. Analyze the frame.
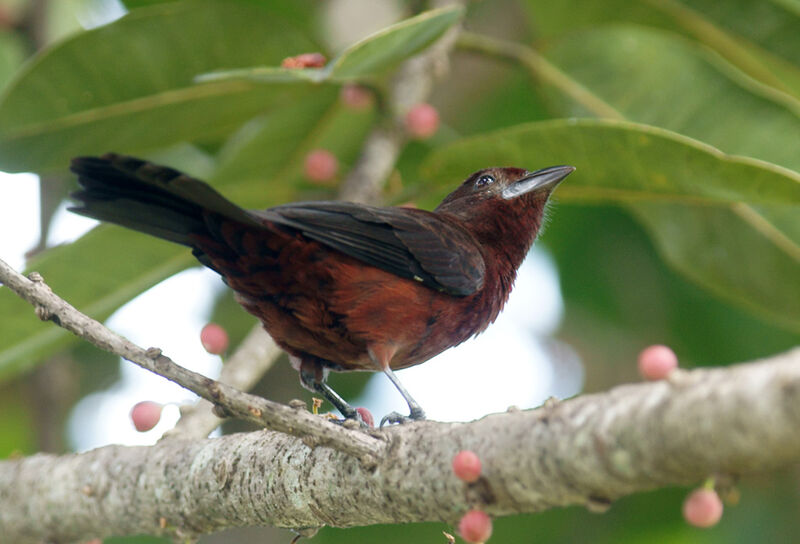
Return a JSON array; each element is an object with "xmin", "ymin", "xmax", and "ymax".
[{"xmin": 475, "ymin": 174, "xmax": 495, "ymax": 188}]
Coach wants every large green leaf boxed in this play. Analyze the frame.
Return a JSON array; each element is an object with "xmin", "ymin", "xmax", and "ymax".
[
  {"xmin": 0, "ymin": 87, "xmax": 375, "ymax": 380},
  {"xmin": 197, "ymin": 5, "xmax": 464, "ymax": 84},
  {"xmin": 523, "ymin": 0, "xmax": 800, "ymax": 98},
  {"xmin": 0, "ymin": 1, "xmax": 317, "ymax": 173},
  {"xmin": 543, "ymin": 26, "xmax": 800, "ymax": 171},
  {"xmin": 629, "ymin": 202, "xmax": 800, "ymax": 331},
  {"xmin": 421, "ymin": 120, "xmax": 800, "ymax": 205},
  {"xmin": 121, "ymin": 0, "xmax": 320, "ymax": 36},
  {"xmin": 532, "ymin": 26, "xmax": 800, "ymax": 329},
  {"xmin": 421, "ymin": 119, "xmax": 800, "ymax": 330}
]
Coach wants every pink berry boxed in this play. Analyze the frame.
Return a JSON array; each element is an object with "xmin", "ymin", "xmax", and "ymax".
[
  {"xmin": 130, "ymin": 401, "xmax": 163, "ymax": 432},
  {"xmin": 200, "ymin": 323, "xmax": 229, "ymax": 355},
  {"xmin": 303, "ymin": 149, "xmax": 339, "ymax": 184},
  {"xmin": 281, "ymin": 52, "xmax": 327, "ymax": 69},
  {"xmin": 452, "ymin": 450, "xmax": 482, "ymax": 483},
  {"xmin": 340, "ymin": 84, "xmax": 373, "ymax": 110},
  {"xmin": 355, "ymin": 407, "xmax": 374, "ymax": 427},
  {"xmin": 683, "ymin": 488, "xmax": 723, "ymax": 528},
  {"xmin": 405, "ymin": 103, "xmax": 439, "ymax": 139},
  {"xmin": 638, "ymin": 344, "xmax": 678, "ymax": 381},
  {"xmin": 458, "ymin": 510, "xmax": 492, "ymax": 543}
]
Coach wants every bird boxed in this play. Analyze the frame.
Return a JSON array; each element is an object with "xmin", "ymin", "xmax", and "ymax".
[{"xmin": 69, "ymin": 153, "xmax": 573, "ymax": 425}]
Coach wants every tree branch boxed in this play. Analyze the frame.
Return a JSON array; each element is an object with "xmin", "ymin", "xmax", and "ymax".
[
  {"xmin": 165, "ymin": 325, "xmax": 282, "ymax": 439},
  {"xmin": 2, "ymin": 347, "xmax": 799, "ymax": 542},
  {"xmin": 0, "ymin": 257, "xmax": 383, "ymax": 459}
]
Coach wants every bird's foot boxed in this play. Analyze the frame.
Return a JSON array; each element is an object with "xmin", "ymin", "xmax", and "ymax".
[{"xmin": 379, "ymin": 407, "xmax": 426, "ymax": 427}]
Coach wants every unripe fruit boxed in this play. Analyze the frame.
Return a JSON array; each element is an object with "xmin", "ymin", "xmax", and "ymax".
[
  {"xmin": 201, "ymin": 323, "xmax": 229, "ymax": 355},
  {"xmin": 405, "ymin": 103, "xmax": 439, "ymax": 139},
  {"xmin": 638, "ymin": 344, "xmax": 678, "ymax": 381},
  {"xmin": 355, "ymin": 407, "xmax": 374, "ymax": 427},
  {"xmin": 683, "ymin": 488, "xmax": 723, "ymax": 528},
  {"xmin": 303, "ymin": 149, "xmax": 339, "ymax": 184},
  {"xmin": 281, "ymin": 52, "xmax": 326, "ymax": 69},
  {"xmin": 340, "ymin": 84, "xmax": 373, "ymax": 110},
  {"xmin": 131, "ymin": 401, "xmax": 163, "ymax": 432},
  {"xmin": 458, "ymin": 510, "xmax": 492, "ymax": 543},
  {"xmin": 452, "ymin": 450, "xmax": 482, "ymax": 483}
]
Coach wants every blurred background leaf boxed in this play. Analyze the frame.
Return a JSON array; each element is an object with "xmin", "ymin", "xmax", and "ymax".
[{"xmin": 0, "ymin": 1, "xmax": 319, "ymax": 172}]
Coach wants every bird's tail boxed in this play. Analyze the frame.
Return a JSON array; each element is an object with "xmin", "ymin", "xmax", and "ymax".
[{"xmin": 69, "ymin": 153, "xmax": 258, "ymax": 247}]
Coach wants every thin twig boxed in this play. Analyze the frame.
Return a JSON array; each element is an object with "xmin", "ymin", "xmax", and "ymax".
[
  {"xmin": 0, "ymin": 257, "xmax": 383, "ymax": 459},
  {"xmin": 166, "ymin": 326, "xmax": 282, "ymax": 439}
]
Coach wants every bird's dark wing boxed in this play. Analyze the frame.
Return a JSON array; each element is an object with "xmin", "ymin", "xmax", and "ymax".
[{"xmin": 255, "ymin": 202, "xmax": 485, "ymax": 296}]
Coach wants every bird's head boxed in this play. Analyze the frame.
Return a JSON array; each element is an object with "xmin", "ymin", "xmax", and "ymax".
[
  {"xmin": 435, "ymin": 165, "xmax": 574, "ymax": 269},
  {"xmin": 436, "ymin": 165, "xmax": 574, "ymax": 225}
]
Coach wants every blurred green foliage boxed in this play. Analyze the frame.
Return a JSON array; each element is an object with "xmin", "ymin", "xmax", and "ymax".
[{"xmin": 0, "ymin": 0, "xmax": 797, "ymax": 542}]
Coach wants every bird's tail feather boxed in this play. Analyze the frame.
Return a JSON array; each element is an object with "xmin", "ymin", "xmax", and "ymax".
[{"xmin": 69, "ymin": 153, "xmax": 257, "ymax": 247}]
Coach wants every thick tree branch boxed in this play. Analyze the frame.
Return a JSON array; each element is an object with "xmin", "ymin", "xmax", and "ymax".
[
  {"xmin": 0, "ymin": 257, "xmax": 383, "ymax": 459},
  {"xmin": 1, "ymin": 347, "xmax": 799, "ymax": 542}
]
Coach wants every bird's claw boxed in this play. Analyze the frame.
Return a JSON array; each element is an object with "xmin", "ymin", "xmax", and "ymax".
[{"xmin": 379, "ymin": 408, "xmax": 426, "ymax": 428}]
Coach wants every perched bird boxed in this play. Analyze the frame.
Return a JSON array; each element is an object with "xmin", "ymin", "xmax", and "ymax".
[{"xmin": 70, "ymin": 154, "xmax": 573, "ymax": 424}]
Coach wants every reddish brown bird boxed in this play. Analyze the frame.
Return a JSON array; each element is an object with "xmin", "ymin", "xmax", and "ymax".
[{"xmin": 70, "ymin": 154, "xmax": 573, "ymax": 424}]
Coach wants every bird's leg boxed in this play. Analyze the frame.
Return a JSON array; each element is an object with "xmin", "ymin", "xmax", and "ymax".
[
  {"xmin": 369, "ymin": 344, "xmax": 426, "ymax": 426},
  {"xmin": 380, "ymin": 366, "xmax": 426, "ymax": 426},
  {"xmin": 295, "ymin": 356, "xmax": 358, "ymax": 420}
]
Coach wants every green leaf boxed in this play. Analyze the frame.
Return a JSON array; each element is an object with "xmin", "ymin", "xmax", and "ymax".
[
  {"xmin": 0, "ymin": 1, "xmax": 317, "ymax": 173},
  {"xmin": 197, "ymin": 5, "xmax": 464, "ymax": 84},
  {"xmin": 121, "ymin": 0, "xmax": 320, "ymax": 36},
  {"xmin": 523, "ymin": 0, "xmax": 800, "ymax": 99},
  {"xmin": 543, "ymin": 26, "xmax": 800, "ymax": 172},
  {"xmin": 531, "ymin": 26, "xmax": 800, "ymax": 328},
  {"xmin": 629, "ymin": 202, "xmax": 800, "ymax": 330},
  {"xmin": 421, "ymin": 119, "xmax": 800, "ymax": 206},
  {"xmin": 421, "ymin": 119, "xmax": 800, "ymax": 330}
]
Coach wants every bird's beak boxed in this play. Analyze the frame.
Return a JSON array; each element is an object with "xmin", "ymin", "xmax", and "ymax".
[{"xmin": 501, "ymin": 165, "xmax": 575, "ymax": 200}]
